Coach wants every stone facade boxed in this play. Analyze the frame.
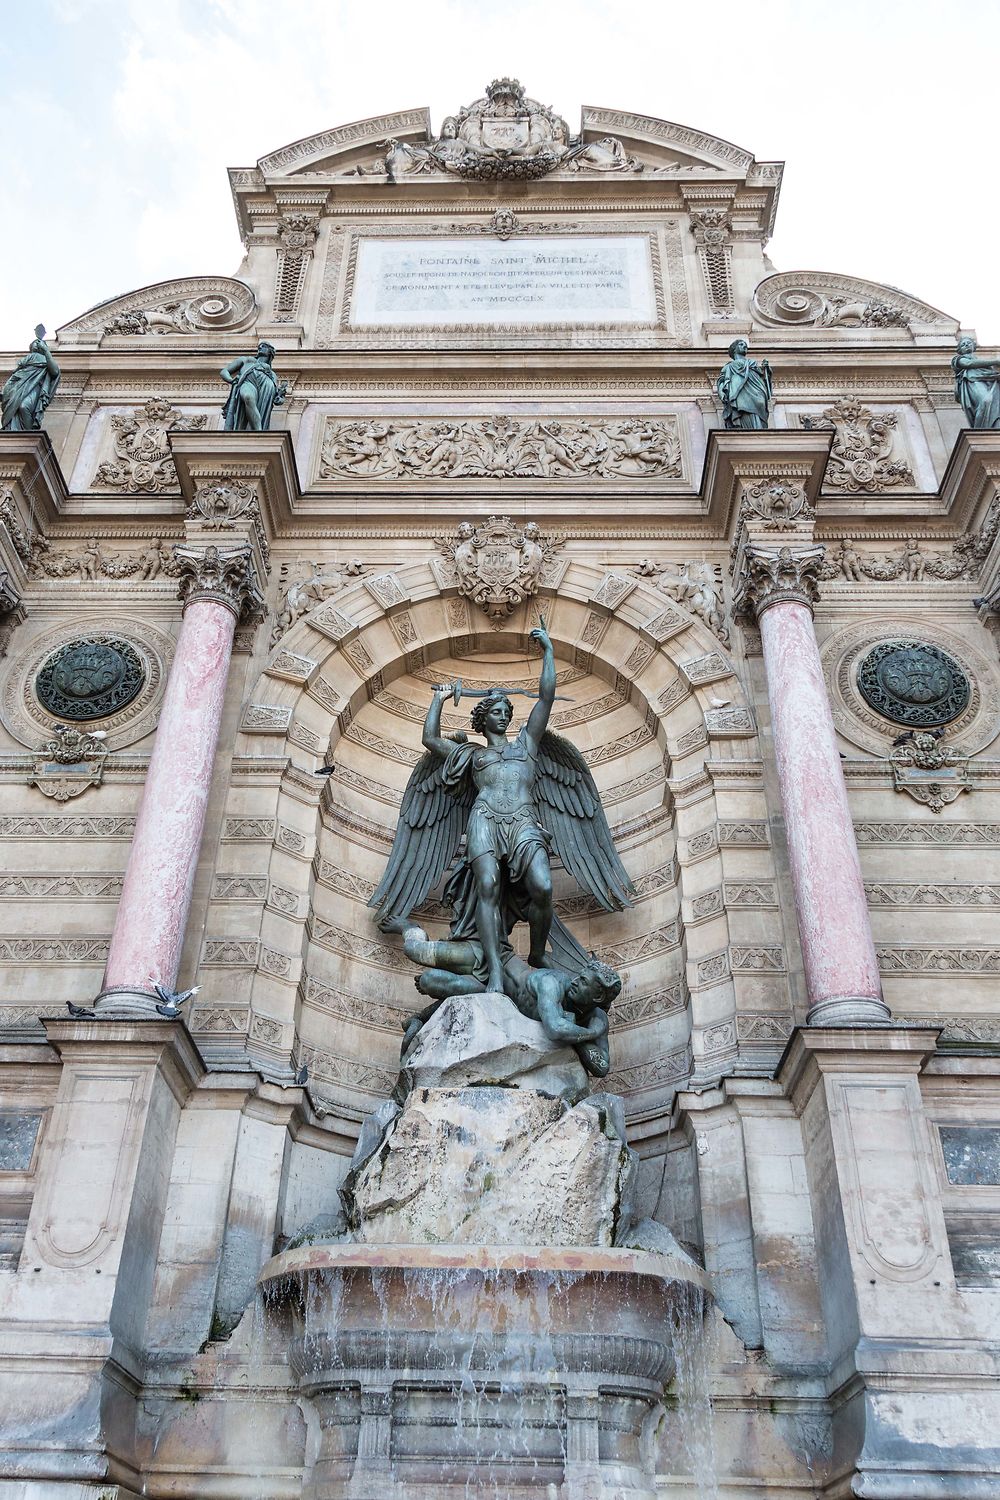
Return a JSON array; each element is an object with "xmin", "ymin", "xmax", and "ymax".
[{"xmin": 0, "ymin": 82, "xmax": 999, "ymax": 1499}]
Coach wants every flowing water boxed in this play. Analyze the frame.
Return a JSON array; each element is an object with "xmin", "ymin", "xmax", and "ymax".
[{"xmin": 250, "ymin": 1253, "xmax": 718, "ymax": 1499}]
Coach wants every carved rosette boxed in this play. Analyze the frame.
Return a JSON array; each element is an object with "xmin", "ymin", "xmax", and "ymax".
[
  {"xmin": 175, "ymin": 543, "xmax": 265, "ymax": 625},
  {"xmin": 733, "ymin": 544, "xmax": 826, "ymax": 623}
]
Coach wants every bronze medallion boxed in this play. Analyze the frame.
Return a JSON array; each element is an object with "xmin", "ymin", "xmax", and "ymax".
[
  {"xmin": 35, "ymin": 637, "xmax": 145, "ymax": 722},
  {"xmin": 857, "ymin": 640, "xmax": 970, "ymax": 727}
]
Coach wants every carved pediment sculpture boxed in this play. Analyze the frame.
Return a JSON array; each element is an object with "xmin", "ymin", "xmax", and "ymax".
[
  {"xmin": 56, "ymin": 278, "xmax": 258, "ymax": 345},
  {"xmin": 752, "ymin": 271, "xmax": 955, "ymax": 332},
  {"xmin": 93, "ymin": 399, "xmax": 208, "ymax": 494},
  {"xmin": 436, "ymin": 516, "xmax": 564, "ymax": 624},
  {"xmin": 377, "ymin": 79, "xmax": 643, "ymax": 183}
]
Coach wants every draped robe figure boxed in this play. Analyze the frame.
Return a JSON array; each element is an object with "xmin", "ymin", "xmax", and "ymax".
[
  {"xmin": 716, "ymin": 338, "xmax": 773, "ymax": 431},
  {"xmin": 1, "ymin": 334, "xmax": 60, "ymax": 432},
  {"xmin": 220, "ymin": 341, "xmax": 287, "ymax": 432},
  {"xmin": 369, "ymin": 621, "xmax": 634, "ymax": 998},
  {"xmin": 952, "ymin": 337, "xmax": 1000, "ymax": 430}
]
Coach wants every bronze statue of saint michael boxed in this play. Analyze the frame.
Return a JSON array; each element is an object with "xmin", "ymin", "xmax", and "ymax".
[{"xmin": 370, "ymin": 619, "xmax": 634, "ymax": 997}]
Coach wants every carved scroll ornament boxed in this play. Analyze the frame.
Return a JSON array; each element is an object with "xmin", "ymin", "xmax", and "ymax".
[{"xmin": 752, "ymin": 271, "xmax": 953, "ymax": 331}]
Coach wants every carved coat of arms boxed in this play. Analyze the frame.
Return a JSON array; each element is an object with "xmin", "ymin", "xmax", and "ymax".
[{"xmin": 436, "ymin": 517, "xmax": 563, "ymax": 624}]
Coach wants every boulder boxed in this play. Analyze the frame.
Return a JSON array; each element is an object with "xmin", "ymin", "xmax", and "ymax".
[
  {"xmin": 401, "ymin": 991, "xmax": 590, "ymax": 1100},
  {"xmin": 346, "ymin": 1085, "xmax": 633, "ymax": 1247}
]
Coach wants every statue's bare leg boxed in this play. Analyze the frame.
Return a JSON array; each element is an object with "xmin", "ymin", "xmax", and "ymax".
[
  {"xmin": 471, "ymin": 853, "xmax": 505, "ymax": 992},
  {"xmin": 238, "ymin": 382, "xmax": 263, "ymax": 431},
  {"xmin": 523, "ymin": 848, "xmax": 553, "ymax": 968}
]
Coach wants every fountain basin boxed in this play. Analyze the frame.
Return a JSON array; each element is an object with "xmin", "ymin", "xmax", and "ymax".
[{"xmin": 259, "ymin": 1242, "xmax": 709, "ymax": 1499}]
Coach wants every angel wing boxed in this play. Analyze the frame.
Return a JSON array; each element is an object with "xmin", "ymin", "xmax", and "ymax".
[
  {"xmin": 368, "ymin": 748, "xmax": 475, "ymax": 928},
  {"xmin": 535, "ymin": 731, "xmax": 635, "ymax": 910}
]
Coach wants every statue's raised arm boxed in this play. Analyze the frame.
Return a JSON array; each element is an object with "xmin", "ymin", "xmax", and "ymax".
[{"xmin": 525, "ymin": 616, "xmax": 556, "ymax": 752}]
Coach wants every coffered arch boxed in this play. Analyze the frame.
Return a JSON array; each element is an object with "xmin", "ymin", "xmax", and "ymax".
[{"xmin": 202, "ymin": 563, "xmax": 784, "ymax": 1127}]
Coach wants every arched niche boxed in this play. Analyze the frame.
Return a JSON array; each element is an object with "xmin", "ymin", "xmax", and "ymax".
[{"xmin": 232, "ymin": 562, "xmax": 759, "ymax": 1124}]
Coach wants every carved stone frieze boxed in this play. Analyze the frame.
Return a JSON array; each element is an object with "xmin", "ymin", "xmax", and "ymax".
[
  {"xmin": 822, "ymin": 536, "xmax": 974, "ymax": 583},
  {"xmin": 26, "ymin": 536, "xmax": 180, "ymax": 582},
  {"xmin": 175, "ymin": 543, "xmax": 265, "ymax": 624},
  {"xmin": 800, "ymin": 399, "xmax": 914, "ymax": 494},
  {"xmin": 864, "ymin": 880, "xmax": 1000, "ymax": 907},
  {"xmin": 319, "ymin": 415, "xmax": 682, "ymax": 481},
  {"xmin": 633, "ymin": 559, "xmax": 727, "ymax": 641},
  {"xmin": 878, "ymin": 947, "xmax": 1000, "ymax": 975},
  {"xmin": 93, "ymin": 399, "xmax": 208, "ymax": 493},
  {"xmin": 733, "ymin": 543, "xmax": 826, "ymax": 622},
  {"xmin": 437, "ymin": 516, "xmax": 563, "ymax": 624},
  {"xmin": 854, "ymin": 821, "xmax": 1000, "ymax": 845}
]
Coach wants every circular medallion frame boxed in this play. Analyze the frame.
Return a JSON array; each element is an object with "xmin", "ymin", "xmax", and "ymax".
[
  {"xmin": 820, "ymin": 617, "xmax": 999, "ymax": 754},
  {"xmin": 1, "ymin": 616, "xmax": 174, "ymax": 751},
  {"xmin": 856, "ymin": 639, "xmax": 970, "ymax": 728},
  {"xmin": 36, "ymin": 637, "xmax": 146, "ymax": 722}
]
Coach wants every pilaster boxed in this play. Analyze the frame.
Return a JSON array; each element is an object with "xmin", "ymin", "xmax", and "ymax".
[
  {"xmin": 779, "ymin": 1027, "xmax": 1000, "ymax": 1499},
  {"xmin": 0, "ymin": 1019, "xmax": 203, "ymax": 1487}
]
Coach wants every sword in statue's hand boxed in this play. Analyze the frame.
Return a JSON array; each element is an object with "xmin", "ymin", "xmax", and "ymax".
[{"xmin": 434, "ymin": 679, "xmax": 574, "ymax": 704}]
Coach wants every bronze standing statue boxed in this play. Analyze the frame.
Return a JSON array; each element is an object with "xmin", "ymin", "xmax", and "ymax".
[
  {"xmin": 1, "ymin": 326, "xmax": 60, "ymax": 432},
  {"xmin": 716, "ymin": 338, "xmax": 772, "ymax": 430},
  {"xmin": 370, "ymin": 617, "xmax": 634, "ymax": 1019},
  {"xmin": 220, "ymin": 341, "xmax": 287, "ymax": 431},
  {"xmin": 951, "ymin": 337, "xmax": 1000, "ymax": 430}
]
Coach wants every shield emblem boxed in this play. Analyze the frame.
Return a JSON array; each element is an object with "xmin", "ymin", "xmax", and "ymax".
[
  {"xmin": 476, "ymin": 542, "xmax": 521, "ymax": 590},
  {"xmin": 481, "ymin": 116, "xmax": 530, "ymax": 153},
  {"xmin": 52, "ymin": 644, "xmax": 125, "ymax": 700},
  {"xmin": 878, "ymin": 649, "xmax": 949, "ymax": 706}
]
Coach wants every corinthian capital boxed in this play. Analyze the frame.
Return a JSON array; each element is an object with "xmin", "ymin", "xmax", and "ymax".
[
  {"xmin": 175, "ymin": 542, "xmax": 265, "ymax": 624},
  {"xmin": 733, "ymin": 543, "xmax": 826, "ymax": 623}
]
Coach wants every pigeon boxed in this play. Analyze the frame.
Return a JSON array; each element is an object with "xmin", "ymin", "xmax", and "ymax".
[
  {"xmin": 294, "ymin": 1063, "xmax": 309, "ymax": 1086},
  {"xmin": 151, "ymin": 980, "xmax": 201, "ymax": 1019},
  {"xmin": 66, "ymin": 1001, "xmax": 92, "ymax": 1018},
  {"xmin": 314, "ymin": 766, "xmax": 335, "ymax": 776}
]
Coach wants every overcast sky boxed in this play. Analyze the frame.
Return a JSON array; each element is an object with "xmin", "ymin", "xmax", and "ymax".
[{"xmin": 1, "ymin": 0, "xmax": 996, "ymax": 349}]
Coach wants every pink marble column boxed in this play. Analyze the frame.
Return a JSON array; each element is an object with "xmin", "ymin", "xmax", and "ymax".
[
  {"xmin": 742, "ymin": 545, "xmax": 889, "ymax": 1026},
  {"xmin": 98, "ymin": 544, "xmax": 261, "ymax": 1014}
]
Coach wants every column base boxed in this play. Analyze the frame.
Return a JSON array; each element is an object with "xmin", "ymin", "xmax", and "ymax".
[
  {"xmin": 93, "ymin": 985, "xmax": 167, "ymax": 1019},
  {"xmin": 806, "ymin": 995, "xmax": 892, "ymax": 1028}
]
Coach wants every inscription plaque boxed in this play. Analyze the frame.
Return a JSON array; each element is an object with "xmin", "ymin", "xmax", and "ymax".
[{"xmin": 350, "ymin": 236, "xmax": 657, "ymax": 328}]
